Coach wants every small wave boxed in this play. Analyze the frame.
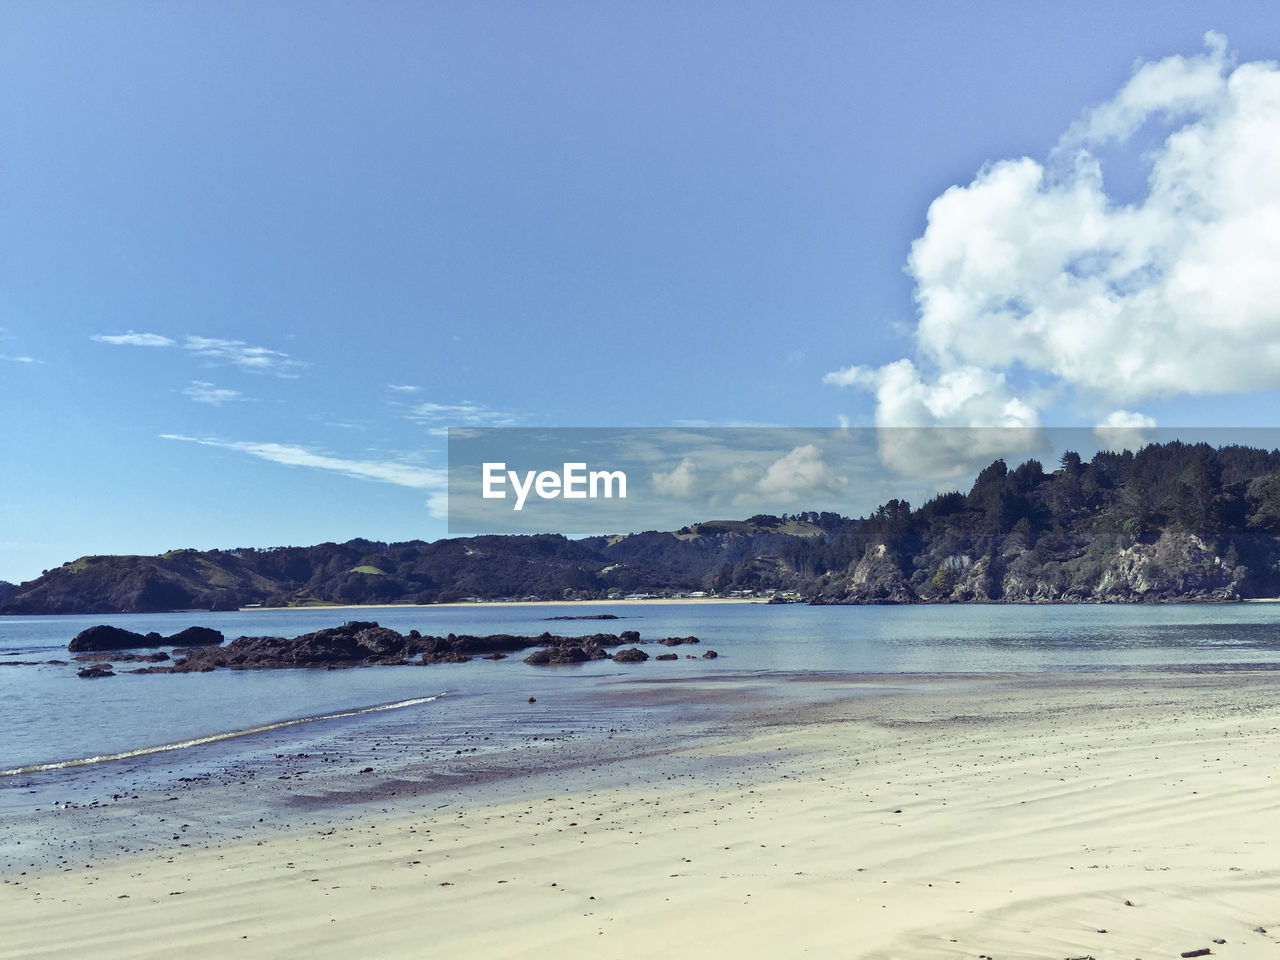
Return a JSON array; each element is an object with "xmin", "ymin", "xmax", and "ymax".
[{"xmin": 0, "ymin": 692, "xmax": 447, "ymax": 777}]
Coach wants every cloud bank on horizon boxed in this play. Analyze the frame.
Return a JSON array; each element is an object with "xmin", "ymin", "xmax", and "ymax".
[{"xmin": 826, "ymin": 33, "xmax": 1280, "ymax": 435}]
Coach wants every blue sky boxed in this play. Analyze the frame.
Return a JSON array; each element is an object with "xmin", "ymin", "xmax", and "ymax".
[{"xmin": 4, "ymin": 2, "xmax": 1280, "ymax": 582}]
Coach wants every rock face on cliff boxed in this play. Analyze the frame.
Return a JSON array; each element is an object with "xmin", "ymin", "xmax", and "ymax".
[
  {"xmin": 837, "ymin": 544, "xmax": 916, "ymax": 603},
  {"xmin": 817, "ymin": 530, "xmax": 1251, "ymax": 604},
  {"xmin": 1092, "ymin": 532, "xmax": 1243, "ymax": 601}
]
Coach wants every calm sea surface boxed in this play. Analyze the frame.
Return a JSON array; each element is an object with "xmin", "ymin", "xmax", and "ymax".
[{"xmin": 4, "ymin": 601, "xmax": 1280, "ymax": 783}]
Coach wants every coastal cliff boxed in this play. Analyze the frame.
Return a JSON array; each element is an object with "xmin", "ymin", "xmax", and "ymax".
[{"xmin": 819, "ymin": 529, "xmax": 1250, "ymax": 604}]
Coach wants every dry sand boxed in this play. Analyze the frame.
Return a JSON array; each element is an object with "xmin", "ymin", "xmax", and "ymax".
[{"xmin": 4, "ymin": 671, "xmax": 1280, "ymax": 959}]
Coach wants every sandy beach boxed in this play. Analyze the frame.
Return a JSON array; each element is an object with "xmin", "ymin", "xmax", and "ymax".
[{"xmin": 4, "ymin": 670, "xmax": 1279, "ymax": 959}]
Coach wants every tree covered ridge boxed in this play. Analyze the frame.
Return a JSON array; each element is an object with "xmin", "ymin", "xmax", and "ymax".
[
  {"xmin": 788, "ymin": 440, "xmax": 1280, "ymax": 603},
  {"xmin": 5, "ymin": 440, "xmax": 1280, "ymax": 614}
]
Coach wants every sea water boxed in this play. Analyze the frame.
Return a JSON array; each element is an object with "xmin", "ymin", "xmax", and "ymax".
[{"xmin": 4, "ymin": 601, "xmax": 1280, "ymax": 792}]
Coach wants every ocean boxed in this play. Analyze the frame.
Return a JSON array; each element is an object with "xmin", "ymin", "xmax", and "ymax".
[{"xmin": 4, "ymin": 600, "xmax": 1280, "ymax": 822}]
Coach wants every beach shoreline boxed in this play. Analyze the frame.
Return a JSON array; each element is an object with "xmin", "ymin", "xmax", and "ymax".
[{"xmin": 4, "ymin": 670, "xmax": 1279, "ymax": 958}]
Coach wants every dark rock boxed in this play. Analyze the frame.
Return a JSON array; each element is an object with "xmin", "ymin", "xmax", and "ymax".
[
  {"xmin": 165, "ymin": 626, "xmax": 223, "ymax": 647},
  {"xmin": 544, "ymin": 614, "xmax": 619, "ymax": 621},
  {"xmin": 353, "ymin": 625, "xmax": 404, "ymax": 657},
  {"xmin": 77, "ymin": 663, "xmax": 115, "ymax": 678},
  {"xmin": 619, "ymin": 630, "xmax": 640, "ymax": 643},
  {"xmin": 70, "ymin": 620, "xmax": 675, "ymax": 671},
  {"xmin": 524, "ymin": 646, "xmax": 591, "ymax": 665},
  {"xmin": 702, "ymin": 649, "xmax": 718, "ymax": 659},
  {"xmin": 70, "ymin": 624, "xmax": 223, "ymax": 652},
  {"xmin": 655, "ymin": 653, "xmax": 678, "ymax": 661},
  {"xmin": 440, "ymin": 633, "xmax": 550, "ymax": 656},
  {"xmin": 68, "ymin": 625, "xmax": 149, "ymax": 652},
  {"xmin": 611, "ymin": 647, "xmax": 648, "ymax": 663},
  {"xmin": 658, "ymin": 636, "xmax": 700, "ymax": 646}
]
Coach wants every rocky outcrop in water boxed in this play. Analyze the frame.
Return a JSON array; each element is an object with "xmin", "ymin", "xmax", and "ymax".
[
  {"xmin": 611, "ymin": 647, "xmax": 648, "ymax": 663},
  {"xmin": 68, "ymin": 624, "xmax": 225, "ymax": 652},
  {"xmin": 78, "ymin": 622, "xmax": 712, "ymax": 672}
]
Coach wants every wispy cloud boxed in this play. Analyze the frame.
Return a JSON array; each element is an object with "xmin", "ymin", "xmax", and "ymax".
[
  {"xmin": 407, "ymin": 401, "xmax": 517, "ymax": 425},
  {"xmin": 90, "ymin": 331, "xmax": 302, "ymax": 376},
  {"xmin": 183, "ymin": 337, "xmax": 303, "ymax": 376},
  {"xmin": 162, "ymin": 434, "xmax": 446, "ymax": 491},
  {"xmin": 0, "ymin": 354, "xmax": 41, "ymax": 364},
  {"xmin": 308, "ymin": 413, "xmax": 370, "ymax": 431},
  {"xmin": 183, "ymin": 381, "xmax": 245, "ymax": 406},
  {"xmin": 91, "ymin": 331, "xmax": 176, "ymax": 347},
  {"xmin": 388, "ymin": 384, "xmax": 420, "ymax": 393},
  {"xmin": 405, "ymin": 401, "xmax": 518, "ymax": 434}
]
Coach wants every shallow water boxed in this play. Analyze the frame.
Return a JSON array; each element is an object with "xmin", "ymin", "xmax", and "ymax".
[{"xmin": 4, "ymin": 601, "xmax": 1280, "ymax": 797}]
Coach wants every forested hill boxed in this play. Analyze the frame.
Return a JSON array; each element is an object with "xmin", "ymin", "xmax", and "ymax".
[{"xmin": 5, "ymin": 440, "xmax": 1280, "ymax": 614}]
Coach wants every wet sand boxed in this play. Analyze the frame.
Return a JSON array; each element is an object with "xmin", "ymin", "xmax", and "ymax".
[{"xmin": 3, "ymin": 671, "xmax": 1280, "ymax": 958}]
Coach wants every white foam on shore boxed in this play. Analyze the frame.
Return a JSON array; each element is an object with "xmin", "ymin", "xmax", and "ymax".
[{"xmin": 0, "ymin": 692, "xmax": 447, "ymax": 777}]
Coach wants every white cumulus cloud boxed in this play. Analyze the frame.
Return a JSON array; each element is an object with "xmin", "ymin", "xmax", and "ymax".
[
  {"xmin": 651, "ymin": 457, "xmax": 700, "ymax": 498},
  {"xmin": 827, "ymin": 33, "xmax": 1280, "ymax": 432},
  {"xmin": 1094, "ymin": 409, "xmax": 1158, "ymax": 452},
  {"xmin": 755, "ymin": 444, "xmax": 846, "ymax": 502}
]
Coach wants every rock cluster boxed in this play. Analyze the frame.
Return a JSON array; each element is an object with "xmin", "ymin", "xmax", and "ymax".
[
  {"xmin": 63, "ymin": 621, "xmax": 713, "ymax": 674},
  {"xmin": 68, "ymin": 624, "xmax": 224, "ymax": 652}
]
